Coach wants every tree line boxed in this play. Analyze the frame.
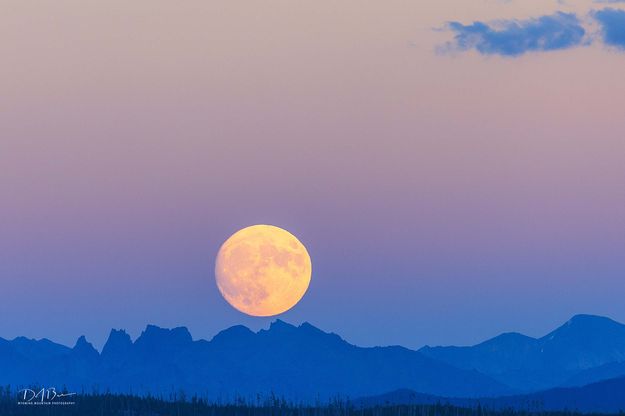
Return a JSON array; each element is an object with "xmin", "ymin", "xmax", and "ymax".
[{"xmin": 0, "ymin": 387, "xmax": 619, "ymax": 416}]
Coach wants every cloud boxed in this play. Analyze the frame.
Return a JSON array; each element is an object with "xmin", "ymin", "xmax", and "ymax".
[
  {"xmin": 594, "ymin": 0, "xmax": 625, "ymax": 3},
  {"xmin": 593, "ymin": 8, "xmax": 625, "ymax": 49},
  {"xmin": 442, "ymin": 12, "xmax": 586, "ymax": 57}
]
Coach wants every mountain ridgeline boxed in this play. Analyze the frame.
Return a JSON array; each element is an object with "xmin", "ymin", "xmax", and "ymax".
[
  {"xmin": 0, "ymin": 321, "xmax": 506, "ymax": 401},
  {"xmin": 419, "ymin": 314, "xmax": 625, "ymax": 391},
  {"xmin": 1, "ymin": 315, "xmax": 625, "ymax": 406}
]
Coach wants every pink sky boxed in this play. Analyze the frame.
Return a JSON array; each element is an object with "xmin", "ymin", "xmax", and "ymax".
[{"xmin": 1, "ymin": 0, "xmax": 624, "ymax": 349}]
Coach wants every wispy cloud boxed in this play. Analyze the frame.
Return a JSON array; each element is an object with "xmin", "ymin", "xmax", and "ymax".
[
  {"xmin": 593, "ymin": 8, "xmax": 625, "ymax": 49},
  {"xmin": 442, "ymin": 12, "xmax": 586, "ymax": 57}
]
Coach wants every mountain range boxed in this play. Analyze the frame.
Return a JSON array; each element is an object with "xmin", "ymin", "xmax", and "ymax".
[
  {"xmin": 1, "ymin": 314, "xmax": 625, "ymax": 406},
  {"xmin": 0, "ymin": 321, "xmax": 506, "ymax": 401},
  {"xmin": 419, "ymin": 314, "xmax": 625, "ymax": 391}
]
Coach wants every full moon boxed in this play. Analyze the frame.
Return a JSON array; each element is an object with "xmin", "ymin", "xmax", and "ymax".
[{"xmin": 215, "ymin": 225, "xmax": 312, "ymax": 317}]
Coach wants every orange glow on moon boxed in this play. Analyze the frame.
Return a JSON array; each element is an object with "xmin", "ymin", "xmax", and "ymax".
[{"xmin": 215, "ymin": 225, "xmax": 312, "ymax": 317}]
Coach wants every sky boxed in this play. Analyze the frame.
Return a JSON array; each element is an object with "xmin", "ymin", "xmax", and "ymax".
[{"xmin": 1, "ymin": 0, "xmax": 625, "ymax": 351}]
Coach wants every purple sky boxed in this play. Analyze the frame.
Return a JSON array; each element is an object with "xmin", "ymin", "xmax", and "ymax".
[{"xmin": 1, "ymin": 0, "xmax": 625, "ymax": 350}]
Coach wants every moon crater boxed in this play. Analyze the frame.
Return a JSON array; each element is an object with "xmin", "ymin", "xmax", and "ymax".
[{"xmin": 215, "ymin": 225, "xmax": 312, "ymax": 316}]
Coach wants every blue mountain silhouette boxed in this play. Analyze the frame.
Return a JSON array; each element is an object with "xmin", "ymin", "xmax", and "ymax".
[
  {"xmin": 419, "ymin": 314, "xmax": 625, "ymax": 391},
  {"xmin": 2, "ymin": 314, "xmax": 625, "ymax": 403},
  {"xmin": 0, "ymin": 320, "xmax": 507, "ymax": 400},
  {"xmin": 355, "ymin": 375, "xmax": 625, "ymax": 413}
]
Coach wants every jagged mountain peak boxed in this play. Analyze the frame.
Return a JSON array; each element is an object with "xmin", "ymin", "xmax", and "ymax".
[
  {"xmin": 74, "ymin": 335, "xmax": 90, "ymax": 347},
  {"xmin": 298, "ymin": 321, "xmax": 346, "ymax": 343},
  {"xmin": 299, "ymin": 321, "xmax": 323, "ymax": 332},
  {"xmin": 136, "ymin": 324, "xmax": 193, "ymax": 345},
  {"xmin": 211, "ymin": 325, "xmax": 255, "ymax": 345},
  {"xmin": 268, "ymin": 319, "xmax": 296, "ymax": 331},
  {"xmin": 73, "ymin": 335, "xmax": 99, "ymax": 358},
  {"xmin": 102, "ymin": 329, "xmax": 133, "ymax": 357},
  {"xmin": 107, "ymin": 328, "xmax": 132, "ymax": 343},
  {"xmin": 210, "ymin": 320, "xmax": 345, "ymax": 349},
  {"xmin": 259, "ymin": 320, "xmax": 346, "ymax": 346}
]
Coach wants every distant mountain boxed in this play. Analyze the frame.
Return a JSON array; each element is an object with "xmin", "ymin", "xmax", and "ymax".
[
  {"xmin": 563, "ymin": 360, "xmax": 625, "ymax": 387},
  {"xmin": 0, "ymin": 320, "xmax": 508, "ymax": 401},
  {"xmin": 354, "ymin": 376, "xmax": 625, "ymax": 414},
  {"xmin": 419, "ymin": 314, "xmax": 625, "ymax": 391}
]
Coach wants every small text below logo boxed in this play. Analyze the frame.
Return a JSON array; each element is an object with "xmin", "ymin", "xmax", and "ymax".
[{"xmin": 18, "ymin": 388, "xmax": 76, "ymax": 406}]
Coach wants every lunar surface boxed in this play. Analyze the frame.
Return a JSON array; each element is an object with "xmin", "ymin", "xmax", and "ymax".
[{"xmin": 215, "ymin": 224, "xmax": 312, "ymax": 316}]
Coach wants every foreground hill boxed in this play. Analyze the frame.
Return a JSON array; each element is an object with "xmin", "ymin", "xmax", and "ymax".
[
  {"xmin": 0, "ymin": 320, "xmax": 507, "ymax": 401},
  {"xmin": 356, "ymin": 376, "xmax": 625, "ymax": 413},
  {"xmin": 419, "ymin": 314, "xmax": 625, "ymax": 391}
]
